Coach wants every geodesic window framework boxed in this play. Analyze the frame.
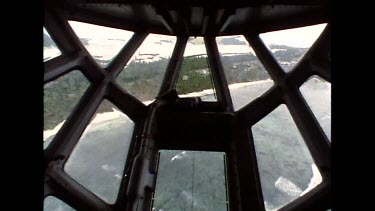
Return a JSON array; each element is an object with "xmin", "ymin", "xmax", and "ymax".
[
  {"xmin": 44, "ymin": 4, "xmax": 331, "ymax": 210},
  {"xmin": 68, "ymin": 21, "xmax": 134, "ymax": 68}
]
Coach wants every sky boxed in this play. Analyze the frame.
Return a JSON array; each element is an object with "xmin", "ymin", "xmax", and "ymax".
[
  {"xmin": 44, "ymin": 22, "xmax": 328, "ymax": 60},
  {"xmin": 54, "ymin": 21, "xmax": 327, "ymax": 48},
  {"xmin": 259, "ymin": 23, "xmax": 327, "ymax": 48}
]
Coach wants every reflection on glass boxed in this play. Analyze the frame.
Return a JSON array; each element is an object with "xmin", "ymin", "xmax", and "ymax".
[
  {"xmin": 68, "ymin": 21, "xmax": 134, "ymax": 67},
  {"xmin": 116, "ymin": 34, "xmax": 177, "ymax": 104},
  {"xmin": 152, "ymin": 150, "xmax": 228, "ymax": 211},
  {"xmin": 216, "ymin": 35, "xmax": 273, "ymax": 110},
  {"xmin": 173, "ymin": 37, "xmax": 216, "ymax": 101},
  {"xmin": 44, "ymin": 196, "xmax": 75, "ymax": 211},
  {"xmin": 64, "ymin": 100, "xmax": 134, "ymax": 204},
  {"xmin": 260, "ymin": 24, "xmax": 327, "ymax": 72},
  {"xmin": 44, "ymin": 70, "xmax": 90, "ymax": 149},
  {"xmin": 43, "ymin": 27, "xmax": 61, "ymax": 62},
  {"xmin": 300, "ymin": 75, "xmax": 331, "ymax": 141},
  {"xmin": 251, "ymin": 104, "xmax": 322, "ymax": 210}
]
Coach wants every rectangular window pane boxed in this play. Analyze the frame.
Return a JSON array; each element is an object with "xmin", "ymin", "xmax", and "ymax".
[
  {"xmin": 175, "ymin": 37, "xmax": 217, "ymax": 101},
  {"xmin": 152, "ymin": 150, "xmax": 228, "ymax": 211}
]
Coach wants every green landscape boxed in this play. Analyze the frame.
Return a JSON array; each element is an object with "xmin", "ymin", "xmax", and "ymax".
[{"xmin": 44, "ymin": 44, "xmax": 306, "ymax": 131}]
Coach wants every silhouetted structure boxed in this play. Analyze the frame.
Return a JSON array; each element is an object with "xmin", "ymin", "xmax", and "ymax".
[{"xmin": 44, "ymin": 0, "xmax": 331, "ymax": 210}]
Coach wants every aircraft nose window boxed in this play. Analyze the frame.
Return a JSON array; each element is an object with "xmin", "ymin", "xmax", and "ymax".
[{"xmin": 44, "ymin": 2, "xmax": 330, "ymax": 210}]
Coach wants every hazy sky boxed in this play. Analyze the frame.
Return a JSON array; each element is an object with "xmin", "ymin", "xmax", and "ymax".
[
  {"xmin": 56, "ymin": 21, "xmax": 327, "ymax": 48},
  {"xmin": 259, "ymin": 23, "xmax": 327, "ymax": 48},
  {"xmin": 44, "ymin": 22, "xmax": 327, "ymax": 59}
]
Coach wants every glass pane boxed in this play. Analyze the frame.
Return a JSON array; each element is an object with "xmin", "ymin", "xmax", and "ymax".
[
  {"xmin": 64, "ymin": 100, "xmax": 135, "ymax": 204},
  {"xmin": 251, "ymin": 104, "xmax": 322, "ymax": 210},
  {"xmin": 68, "ymin": 21, "xmax": 134, "ymax": 67},
  {"xmin": 152, "ymin": 150, "xmax": 228, "ymax": 211},
  {"xmin": 175, "ymin": 37, "xmax": 217, "ymax": 101},
  {"xmin": 44, "ymin": 70, "xmax": 90, "ymax": 149},
  {"xmin": 44, "ymin": 196, "xmax": 75, "ymax": 211},
  {"xmin": 260, "ymin": 24, "xmax": 327, "ymax": 72},
  {"xmin": 44, "ymin": 27, "xmax": 61, "ymax": 62},
  {"xmin": 216, "ymin": 35, "xmax": 274, "ymax": 110},
  {"xmin": 300, "ymin": 75, "xmax": 331, "ymax": 141},
  {"xmin": 116, "ymin": 34, "xmax": 177, "ymax": 104}
]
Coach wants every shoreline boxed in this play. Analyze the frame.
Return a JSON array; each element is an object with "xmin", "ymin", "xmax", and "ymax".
[{"xmin": 44, "ymin": 79, "xmax": 281, "ymax": 141}]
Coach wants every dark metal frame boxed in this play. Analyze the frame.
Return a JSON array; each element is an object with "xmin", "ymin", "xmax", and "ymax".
[{"xmin": 44, "ymin": 2, "xmax": 331, "ymax": 210}]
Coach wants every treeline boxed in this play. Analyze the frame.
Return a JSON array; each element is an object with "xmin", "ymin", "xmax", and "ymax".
[
  {"xmin": 217, "ymin": 37, "xmax": 246, "ymax": 45},
  {"xmin": 44, "ymin": 49, "xmax": 304, "ymax": 130},
  {"xmin": 116, "ymin": 58, "xmax": 169, "ymax": 101},
  {"xmin": 221, "ymin": 54, "xmax": 270, "ymax": 84},
  {"xmin": 269, "ymin": 44, "xmax": 308, "ymax": 62},
  {"xmin": 175, "ymin": 56, "xmax": 213, "ymax": 94},
  {"xmin": 44, "ymin": 71, "xmax": 90, "ymax": 130}
]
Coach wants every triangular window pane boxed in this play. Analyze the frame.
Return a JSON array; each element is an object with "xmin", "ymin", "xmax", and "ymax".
[
  {"xmin": 116, "ymin": 34, "xmax": 177, "ymax": 104},
  {"xmin": 300, "ymin": 75, "xmax": 331, "ymax": 141},
  {"xmin": 64, "ymin": 100, "xmax": 135, "ymax": 204},
  {"xmin": 44, "ymin": 27, "xmax": 61, "ymax": 62},
  {"xmin": 44, "ymin": 70, "xmax": 90, "ymax": 149},
  {"xmin": 260, "ymin": 24, "xmax": 327, "ymax": 72},
  {"xmin": 44, "ymin": 196, "xmax": 75, "ymax": 211},
  {"xmin": 68, "ymin": 21, "xmax": 134, "ymax": 67},
  {"xmin": 175, "ymin": 37, "xmax": 217, "ymax": 102},
  {"xmin": 251, "ymin": 104, "xmax": 322, "ymax": 210},
  {"xmin": 216, "ymin": 35, "xmax": 274, "ymax": 110}
]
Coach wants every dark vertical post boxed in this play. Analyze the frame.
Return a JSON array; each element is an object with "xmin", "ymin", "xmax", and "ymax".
[
  {"xmin": 228, "ymin": 116, "xmax": 266, "ymax": 211},
  {"xmin": 158, "ymin": 36, "xmax": 189, "ymax": 96},
  {"xmin": 204, "ymin": 36, "xmax": 234, "ymax": 112}
]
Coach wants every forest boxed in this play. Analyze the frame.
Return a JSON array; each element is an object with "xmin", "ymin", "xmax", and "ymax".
[{"xmin": 45, "ymin": 47, "xmax": 305, "ymax": 131}]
